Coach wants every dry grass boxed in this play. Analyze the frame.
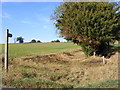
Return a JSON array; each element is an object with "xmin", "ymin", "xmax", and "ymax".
[{"xmin": 1, "ymin": 49, "xmax": 119, "ymax": 88}]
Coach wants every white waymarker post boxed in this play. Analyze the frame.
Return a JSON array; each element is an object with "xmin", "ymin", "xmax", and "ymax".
[
  {"xmin": 5, "ymin": 29, "xmax": 12, "ymax": 72},
  {"xmin": 93, "ymin": 52, "xmax": 96, "ymax": 58},
  {"xmin": 102, "ymin": 56, "xmax": 105, "ymax": 64}
]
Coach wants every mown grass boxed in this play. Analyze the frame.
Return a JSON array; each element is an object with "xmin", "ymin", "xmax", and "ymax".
[{"xmin": 1, "ymin": 42, "xmax": 80, "ymax": 58}]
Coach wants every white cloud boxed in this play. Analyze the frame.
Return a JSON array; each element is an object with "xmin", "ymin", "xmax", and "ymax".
[
  {"xmin": 21, "ymin": 20, "xmax": 31, "ymax": 24},
  {"xmin": 43, "ymin": 25, "xmax": 49, "ymax": 29},
  {"xmin": 35, "ymin": 13, "xmax": 51, "ymax": 24},
  {"xmin": 42, "ymin": 18, "xmax": 51, "ymax": 24},
  {"xmin": 1, "ymin": 12, "xmax": 11, "ymax": 19}
]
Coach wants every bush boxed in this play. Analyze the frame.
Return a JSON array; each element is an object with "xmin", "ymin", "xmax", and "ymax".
[
  {"xmin": 51, "ymin": 40, "xmax": 60, "ymax": 42},
  {"xmin": 95, "ymin": 42, "xmax": 108, "ymax": 56},
  {"xmin": 52, "ymin": 2, "xmax": 120, "ymax": 57},
  {"xmin": 37, "ymin": 40, "xmax": 41, "ymax": 43},
  {"xmin": 80, "ymin": 41, "xmax": 109, "ymax": 56},
  {"xmin": 31, "ymin": 39, "xmax": 36, "ymax": 43},
  {"xmin": 80, "ymin": 42, "xmax": 93, "ymax": 56}
]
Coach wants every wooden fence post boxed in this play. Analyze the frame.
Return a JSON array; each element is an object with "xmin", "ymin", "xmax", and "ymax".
[
  {"xmin": 5, "ymin": 29, "xmax": 9, "ymax": 72},
  {"xmin": 103, "ymin": 56, "xmax": 105, "ymax": 64},
  {"xmin": 93, "ymin": 52, "xmax": 96, "ymax": 58}
]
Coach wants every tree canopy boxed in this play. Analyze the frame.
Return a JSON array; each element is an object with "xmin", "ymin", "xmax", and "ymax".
[
  {"xmin": 17, "ymin": 37, "xmax": 24, "ymax": 43},
  {"xmin": 37, "ymin": 40, "xmax": 41, "ymax": 43},
  {"xmin": 31, "ymin": 39, "xmax": 36, "ymax": 43},
  {"xmin": 51, "ymin": 2, "xmax": 120, "ymax": 56}
]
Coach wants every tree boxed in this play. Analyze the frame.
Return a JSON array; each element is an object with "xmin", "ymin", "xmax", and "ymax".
[
  {"xmin": 17, "ymin": 37, "xmax": 24, "ymax": 43},
  {"xmin": 37, "ymin": 40, "xmax": 41, "ymax": 43},
  {"xmin": 51, "ymin": 2, "xmax": 120, "ymax": 56},
  {"xmin": 51, "ymin": 39, "xmax": 60, "ymax": 42},
  {"xmin": 56, "ymin": 39, "xmax": 60, "ymax": 42},
  {"xmin": 31, "ymin": 39, "xmax": 36, "ymax": 43}
]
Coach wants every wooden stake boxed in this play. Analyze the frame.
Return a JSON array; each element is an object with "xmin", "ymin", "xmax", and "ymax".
[
  {"xmin": 103, "ymin": 56, "xmax": 105, "ymax": 64},
  {"xmin": 5, "ymin": 29, "xmax": 9, "ymax": 72},
  {"xmin": 93, "ymin": 52, "xmax": 95, "ymax": 58}
]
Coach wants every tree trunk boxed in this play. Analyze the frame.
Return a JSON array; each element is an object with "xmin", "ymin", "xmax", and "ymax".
[{"xmin": 107, "ymin": 41, "xmax": 109, "ymax": 50}]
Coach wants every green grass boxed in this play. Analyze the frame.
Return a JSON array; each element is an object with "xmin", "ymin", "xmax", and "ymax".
[
  {"xmin": 1, "ymin": 42, "xmax": 80, "ymax": 58},
  {"xmin": 110, "ymin": 44, "xmax": 120, "ymax": 49},
  {"xmin": 75, "ymin": 80, "xmax": 119, "ymax": 88},
  {"xmin": 3, "ymin": 77, "xmax": 73, "ymax": 88},
  {"xmin": 3, "ymin": 76, "xmax": 73, "ymax": 88}
]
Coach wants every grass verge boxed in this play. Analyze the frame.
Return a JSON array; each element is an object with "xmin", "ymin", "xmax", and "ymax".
[{"xmin": 75, "ymin": 80, "xmax": 119, "ymax": 88}]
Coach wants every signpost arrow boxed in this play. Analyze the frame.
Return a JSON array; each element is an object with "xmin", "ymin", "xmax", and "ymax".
[{"xmin": 8, "ymin": 33, "xmax": 12, "ymax": 37}]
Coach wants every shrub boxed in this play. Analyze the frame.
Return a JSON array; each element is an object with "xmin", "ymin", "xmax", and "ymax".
[
  {"xmin": 80, "ymin": 42, "xmax": 93, "ymax": 56},
  {"xmin": 31, "ymin": 39, "xmax": 36, "ymax": 43},
  {"xmin": 37, "ymin": 40, "xmax": 41, "ymax": 43}
]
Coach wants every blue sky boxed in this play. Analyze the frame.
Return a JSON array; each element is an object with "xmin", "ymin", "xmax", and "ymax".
[
  {"xmin": 1, "ymin": 2, "xmax": 66, "ymax": 44},
  {"xmin": 1, "ymin": 1, "xmax": 120, "ymax": 44}
]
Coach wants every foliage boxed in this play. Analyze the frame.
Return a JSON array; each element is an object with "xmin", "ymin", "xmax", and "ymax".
[
  {"xmin": 16, "ymin": 37, "xmax": 24, "ymax": 43},
  {"xmin": 80, "ymin": 42, "xmax": 93, "ymax": 56},
  {"xmin": 51, "ymin": 2, "xmax": 120, "ymax": 56},
  {"xmin": 37, "ymin": 40, "xmax": 41, "ymax": 43},
  {"xmin": 31, "ymin": 39, "xmax": 36, "ymax": 43},
  {"xmin": 51, "ymin": 39, "xmax": 60, "ymax": 42}
]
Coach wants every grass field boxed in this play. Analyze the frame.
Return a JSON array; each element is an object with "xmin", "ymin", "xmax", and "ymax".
[
  {"xmin": 1, "ymin": 42, "xmax": 119, "ymax": 88},
  {"xmin": 1, "ymin": 42, "xmax": 80, "ymax": 58}
]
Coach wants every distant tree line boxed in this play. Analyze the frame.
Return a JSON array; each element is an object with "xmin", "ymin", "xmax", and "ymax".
[
  {"xmin": 16, "ymin": 37, "xmax": 42, "ymax": 43},
  {"xmin": 30, "ymin": 39, "xmax": 41, "ymax": 43},
  {"xmin": 16, "ymin": 37, "xmax": 61, "ymax": 43},
  {"xmin": 51, "ymin": 39, "xmax": 60, "ymax": 42}
]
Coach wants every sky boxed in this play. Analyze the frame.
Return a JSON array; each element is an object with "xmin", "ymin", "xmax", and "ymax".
[
  {"xmin": 1, "ymin": 1, "xmax": 120, "ymax": 44},
  {"xmin": 1, "ymin": 2, "xmax": 66, "ymax": 44}
]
